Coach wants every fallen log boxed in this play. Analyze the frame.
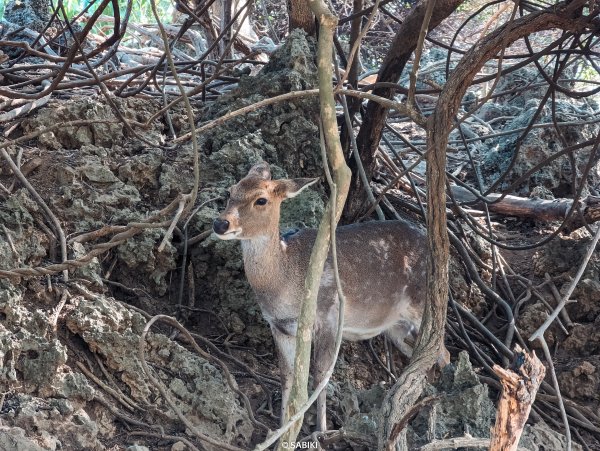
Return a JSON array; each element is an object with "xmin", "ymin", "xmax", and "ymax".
[{"xmin": 450, "ymin": 185, "xmax": 600, "ymax": 232}]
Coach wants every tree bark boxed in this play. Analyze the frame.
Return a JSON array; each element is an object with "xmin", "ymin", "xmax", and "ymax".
[
  {"xmin": 221, "ymin": 0, "xmax": 232, "ymax": 59},
  {"xmin": 343, "ymin": 0, "xmax": 465, "ymax": 223},
  {"xmin": 490, "ymin": 346, "xmax": 546, "ymax": 451},
  {"xmin": 287, "ymin": 0, "xmax": 316, "ymax": 35}
]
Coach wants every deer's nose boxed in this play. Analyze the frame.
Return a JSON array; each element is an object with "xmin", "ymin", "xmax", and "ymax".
[{"xmin": 213, "ymin": 218, "xmax": 230, "ymax": 235}]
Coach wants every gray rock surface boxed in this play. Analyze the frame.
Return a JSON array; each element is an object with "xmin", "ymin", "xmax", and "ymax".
[
  {"xmin": 521, "ymin": 420, "xmax": 583, "ymax": 451},
  {"xmin": 481, "ymin": 72, "xmax": 600, "ymax": 196},
  {"xmin": 2, "ymin": 0, "xmax": 50, "ymax": 33},
  {"xmin": 0, "ymin": 284, "xmax": 253, "ymax": 449},
  {"xmin": 407, "ymin": 352, "xmax": 496, "ymax": 448}
]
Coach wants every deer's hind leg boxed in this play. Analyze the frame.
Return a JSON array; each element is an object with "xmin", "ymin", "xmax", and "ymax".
[
  {"xmin": 312, "ymin": 304, "xmax": 339, "ymax": 432},
  {"xmin": 386, "ymin": 320, "xmax": 450, "ymax": 367},
  {"xmin": 385, "ymin": 320, "xmax": 419, "ymax": 358}
]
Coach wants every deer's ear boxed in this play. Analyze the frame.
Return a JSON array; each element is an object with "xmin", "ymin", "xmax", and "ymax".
[
  {"xmin": 247, "ymin": 162, "xmax": 271, "ymax": 180},
  {"xmin": 274, "ymin": 177, "xmax": 319, "ymax": 198}
]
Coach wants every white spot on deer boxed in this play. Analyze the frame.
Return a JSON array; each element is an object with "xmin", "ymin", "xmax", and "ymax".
[
  {"xmin": 379, "ymin": 239, "xmax": 390, "ymax": 252},
  {"xmin": 403, "ymin": 256, "xmax": 413, "ymax": 276},
  {"xmin": 320, "ymin": 266, "xmax": 334, "ymax": 288}
]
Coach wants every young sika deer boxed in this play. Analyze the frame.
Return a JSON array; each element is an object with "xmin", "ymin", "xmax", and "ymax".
[{"xmin": 213, "ymin": 162, "xmax": 445, "ymax": 431}]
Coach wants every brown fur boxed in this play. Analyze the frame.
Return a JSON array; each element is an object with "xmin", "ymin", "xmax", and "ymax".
[{"xmin": 213, "ymin": 162, "xmax": 447, "ymax": 431}]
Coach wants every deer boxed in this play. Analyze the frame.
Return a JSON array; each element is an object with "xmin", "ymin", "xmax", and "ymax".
[{"xmin": 212, "ymin": 162, "xmax": 448, "ymax": 432}]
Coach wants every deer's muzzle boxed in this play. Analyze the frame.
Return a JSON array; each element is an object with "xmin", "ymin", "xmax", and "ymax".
[{"xmin": 212, "ymin": 218, "xmax": 230, "ymax": 235}]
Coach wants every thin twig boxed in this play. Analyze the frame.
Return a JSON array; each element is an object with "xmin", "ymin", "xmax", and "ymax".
[
  {"xmin": 50, "ymin": 289, "xmax": 70, "ymax": 338},
  {"xmin": 1, "ymin": 148, "xmax": 69, "ymax": 281},
  {"xmin": 530, "ymin": 225, "xmax": 600, "ymax": 342}
]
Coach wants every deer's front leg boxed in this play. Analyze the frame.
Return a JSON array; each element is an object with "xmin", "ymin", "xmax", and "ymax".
[{"xmin": 271, "ymin": 325, "xmax": 296, "ymax": 425}]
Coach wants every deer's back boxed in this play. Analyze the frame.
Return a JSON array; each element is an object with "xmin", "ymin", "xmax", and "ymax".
[{"xmin": 285, "ymin": 220, "xmax": 427, "ymax": 338}]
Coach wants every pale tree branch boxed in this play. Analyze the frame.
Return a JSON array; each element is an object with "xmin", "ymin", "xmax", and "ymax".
[{"xmin": 277, "ymin": 0, "xmax": 352, "ymax": 447}]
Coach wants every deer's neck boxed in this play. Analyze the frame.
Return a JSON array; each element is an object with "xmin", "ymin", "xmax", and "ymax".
[{"xmin": 240, "ymin": 232, "xmax": 288, "ymax": 294}]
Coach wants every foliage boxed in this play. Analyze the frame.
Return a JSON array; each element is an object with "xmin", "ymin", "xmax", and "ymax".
[{"xmin": 0, "ymin": 0, "xmax": 174, "ymax": 23}]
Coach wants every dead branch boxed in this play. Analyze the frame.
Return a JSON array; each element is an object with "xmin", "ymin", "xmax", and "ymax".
[
  {"xmin": 0, "ymin": 197, "xmax": 181, "ymax": 279},
  {"xmin": 386, "ymin": 395, "xmax": 440, "ymax": 450},
  {"xmin": 141, "ymin": 314, "xmax": 269, "ymax": 432},
  {"xmin": 93, "ymin": 395, "xmax": 156, "ymax": 430},
  {"xmin": 528, "ymin": 224, "xmax": 600, "ymax": 451},
  {"xmin": 49, "ymin": 289, "xmax": 70, "ymax": 338},
  {"xmin": 530, "ymin": 224, "xmax": 600, "ymax": 343},
  {"xmin": 172, "ymin": 88, "xmax": 319, "ymax": 143},
  {"xmin": 76, "ymin": 361, "xmax": 140, "ymax": 413},
  {"xmin": 128, "ymin": 431, "xmax": 200, "ymax": 451},
  {"xmin": 490, "ymin": 346, "xmax": 546, "ymax": 451},
  {"xmin": 138, "ymin": 315, "xmax": 246, "ymax": 451},
  {"xmin": 1, "ymin": 147, "xmax": 68, "ymax": 281},
  {"xmin": 422, "ymin": 434, "xmax": 532, "ymax": 451},
  {"xmin": 0, "ymin": 94, "xmax": 51, "ymax": 122}
]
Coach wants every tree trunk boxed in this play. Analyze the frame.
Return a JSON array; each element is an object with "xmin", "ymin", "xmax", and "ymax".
[
  {"xmin": 278, "ymin": 0, "xmax": 351, "ymax": 447},
  {"xmin": 342, "ymin": 0, "xmax": 464, "ymax": 223},
  {"xmin": 343, "ymin": 0, "xmax": 465, "ymax": 223},
  {"xmin": 339, "ymin": 0, "xmax": 364, "ymax": 155},
  {"xmin": 288, "ymin": 0, "xmax": 316, "ymax": 35}
]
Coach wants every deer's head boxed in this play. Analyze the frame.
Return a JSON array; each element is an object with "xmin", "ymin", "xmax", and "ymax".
[{"xmin": 213, "ymin": 162, "xmax": 319, "ymax": 240}]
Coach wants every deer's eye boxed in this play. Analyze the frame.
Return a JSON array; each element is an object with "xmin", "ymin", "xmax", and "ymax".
[{"xmin": 255, "ymin": 198, "xmax": 268, "ymax": 206}]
